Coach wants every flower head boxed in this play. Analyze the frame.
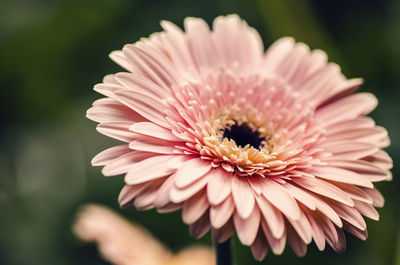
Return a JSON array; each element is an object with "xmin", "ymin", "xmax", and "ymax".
[{"xmin": 88, "ymin": 15, "xmax": 392, "ymax": 260}]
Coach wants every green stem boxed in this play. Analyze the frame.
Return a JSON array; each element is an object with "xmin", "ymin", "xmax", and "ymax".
[{"xmin": 215, "ymin": 238, "xmax": 233, "ymax": 265}]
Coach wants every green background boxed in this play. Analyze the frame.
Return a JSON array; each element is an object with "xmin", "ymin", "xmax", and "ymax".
[{"xmin": 0, "ymin": 0, "xmax": 399, "ymax": 264}]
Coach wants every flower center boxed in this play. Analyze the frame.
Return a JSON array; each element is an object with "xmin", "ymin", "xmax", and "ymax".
[{"xmin": 223, "ymin": 122, "xmax": 264, "ymax": 149}]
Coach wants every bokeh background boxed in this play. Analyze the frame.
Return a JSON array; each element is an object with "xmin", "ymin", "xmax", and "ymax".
[{"xmin": 0, "ymin": 0, "xmax": 399, "ymax": 264}]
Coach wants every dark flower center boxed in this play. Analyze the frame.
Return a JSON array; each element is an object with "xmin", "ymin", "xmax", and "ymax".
[{"xmin": 223, "ymin": 123, "xmax": 264, "ymax": 149}]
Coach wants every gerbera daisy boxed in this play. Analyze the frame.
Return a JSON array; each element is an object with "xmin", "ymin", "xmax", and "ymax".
[{"xmin": 87, "ymin": 14, "xmax": 392, "ymax": 260}]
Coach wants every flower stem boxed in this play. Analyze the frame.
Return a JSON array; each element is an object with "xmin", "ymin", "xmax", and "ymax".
[{"xmin": 215, "ymin": 238, "xmax": 233, "ymax": 265}]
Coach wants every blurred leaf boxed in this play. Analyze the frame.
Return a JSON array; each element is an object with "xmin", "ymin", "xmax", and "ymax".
[{"xmin": 396, "ymin": 228, "xmax": 400, "ymax": 265}]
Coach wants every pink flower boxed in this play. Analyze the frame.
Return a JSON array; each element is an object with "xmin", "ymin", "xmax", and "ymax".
[
  {"xmin": 88, "ymin": 14, "xmax": 392, "ymax": 260},
  {"xmin": 73, "ymin": 204, "xmax": 215, "ymax": 265}
]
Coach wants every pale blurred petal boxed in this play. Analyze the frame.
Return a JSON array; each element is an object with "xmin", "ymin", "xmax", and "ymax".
[{"xmin": 73, "ymin": 204, "xmax": 171, "ymax": 265}]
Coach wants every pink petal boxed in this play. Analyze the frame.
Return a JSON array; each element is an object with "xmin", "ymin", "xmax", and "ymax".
[
  {"xmin": 297, "ymin": 63, "xmax": 341, "ymax": 101},
  {"xmin": 91, "ymin": 144, "xmax": 130, "ymax": 166},
  {"xmin": 328, "ymin": 160, "xmax": 389, "ymax": 182},
  {"xmin": 343, "ymin": 220, "xmax": 368, "ymax": 240},
  {"xmin": 210, "ymin": 196, "xmax": 235, "ymax": 229},
  {"xmin": 114, "ymin": 89, "xmax": 171, "ymax": 128},
  {"xmin": 311, "ymin": 195, "xmax": 343, "ymax": 227},
  {"xmin": 212, "ymin": 15, "xmax": 244, "ymax": 67},
  {"xmin": 189, "ymin": 211, "xmax": 211, "ymax": 238},
  {"xmin": 264, "ymin": 37, "xmax": 295, "ymax": 73},
  {"xmin": 109, "ymin": 50, "xmax": 137, "ymax": 73},
  {"xmin": 294, "ymin": 177, "xmax": 354, "ymax": 206},
  {"xmin": 318, "ymin": 214, "xmax": 339, "ymax": 244},
  {"xmin": 316, "ymin": 93, "xmax": 378, "ymax": 126},
  {"xmin": 304, "ymin": 49, "xmax": 328, "ymax": 77},
  {"xmin": 160, "ymin": 20, "xmax": 199, "ymax": 78},
  {"xmin": 130, "ymin": 122, "xmax": 181, "ymax": 141},
  {"xmin": 118, "ymin": 183, "xmax": 150, "ymax": 208},
  {"xmin": 305, "ymin": 212, "xmax": 326, "ymax": 251},
  {"xmin": 96, "ymin": 122, "xmax": 135, "ymax": 142},
  {"xmin": 167, "ymin": 155, "xmax": 194, "ymax": 169},
  {"xmin": 327, "ymin": 227, "xmax": 346, "ymax": 252},
  {"xmin": 132, "ymin": 178, "xmax": 165, "ymax": 210},
  {"xmin": 184, "ymin": 17, "xmax": 217, "ymax": 71},
  {"xmin": 333, "ymin": 183, "xmax": 372, "ymax": 204},
  {"xmin": 124, "ymin": 44, "xmax": 181, "ymax": 89},
  {"xmin": 212, "ymin": 220, "xmax": 235, "ymax": 243},
  {"xmin": 361, "ymin": 187, "xmax": 384, "ymax": 207},
  {"xmin": 124, "ymin": 156, "xmax": 175, "ymax": 185},
  {"xmin": 213, "ymin": 15, "xmax": 263, "ymax": 70},
  {"xmin": 102, "ymin": 151, "xmax": 154, "ymax": 176},
  {"xmin": 322, "ymin": 142, "xmax": 378, "ymax": 160},
  {"xmin": 363, "ymin": 150, "xmax": 393, "ymax": 171},
  {"xmin": 157, "ymin": 202, "xmax": 182, "ymax": 213},
  {"xmin": 87, "ymin": 98, "xmax": 145, "ymax": 123},
  {"xmin": 282, "ymin": 183, "xmax": 316, "ymax": 210},
  {"xmin": 182, "ymin": 190, "xmax": 209, "ymax": 224},
  {"xmin": 247, "ymin": 177, "xmax": 262, "ymax": 195},
  {"xmin": 232, "ymin": 175, "xmax": 255, "ymax": 219},
  {"xmin": 93, "ymin": 83, "xmax": 122, "ymax": 98},
  {"xmin": 260, "ymin": 178, "xmax": 301, "ymax": 220},
  {"xmin": 286, "ymin": 210, "xmax": 313, "ymax": 244},
  {"xmin": 261, "ymin": 219, "xmax": 286, "ymax": 255},
  {"xmin": 233, "ymin": 207, "xmax": 261, "ymax": 245},
  {"xmin": 102, "ymin": 73, "xmax": 120, "ymax": 84},
  {"xmin": 175, "ymin": 158, "xmax": 212, "ymax": 188},
  {"xmin": 318, "ymin": 78, "xmax": 363, "ymax": 107},
  {"xmin": 115, "ymin": 72, "xmax": 171, "ymax": 99},
  {"xmin": 353, "ymin": 200, "xmax": 379, "ymax": 220},
  {"xmin": 329, "ymin": 203, "xmax": 366, "ymax": 231},
  {"xmin": 250, "ymin": 231, "xmax": 269, "ymax": 261},
  {"xmin": 129, "ymin": 139, "xmax": 176, "ymax": 154},
  {"xmin": 325, "ymin": 117, "xmax": 375, "ymax": 135},
  {"xmin": 134, "ymin": 188, "xmax": 158, "ymax": 210},
  {"xmin": 207, "ymin": 168, "xmax": 232, "ymax": 205},
  {"xmin": 170, "ymin": 174, "xmax": 209, "ymax": 203},
  {"xmin": 326, "ymin": 126, "xmax": 388, "ymax": 146},
  {"xmin": 287, "ymin": 223, "xmax": 307, "ymax": 257},
  {"xmin": 255, "ymin": 195, "xmax": 285, "ymax": 239},
  {"xmin": 153, "ymin": 174, "xmax": 176, "ymax": 207},
  {"xmin": 309, "ymin": 166, "xmax": 373, "ymax": 188},
  {"xmin": 276, "ymin": 42, "xmax": 309, "ymax": 83},
  {"xmin": 126, "ymin": 42, "xmax": 182, "ymax": 88}
]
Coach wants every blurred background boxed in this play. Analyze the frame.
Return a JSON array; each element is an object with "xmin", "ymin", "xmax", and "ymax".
[{"xmin": 0, "ymin": 0, "xmax": 399, "ymax": 264}]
